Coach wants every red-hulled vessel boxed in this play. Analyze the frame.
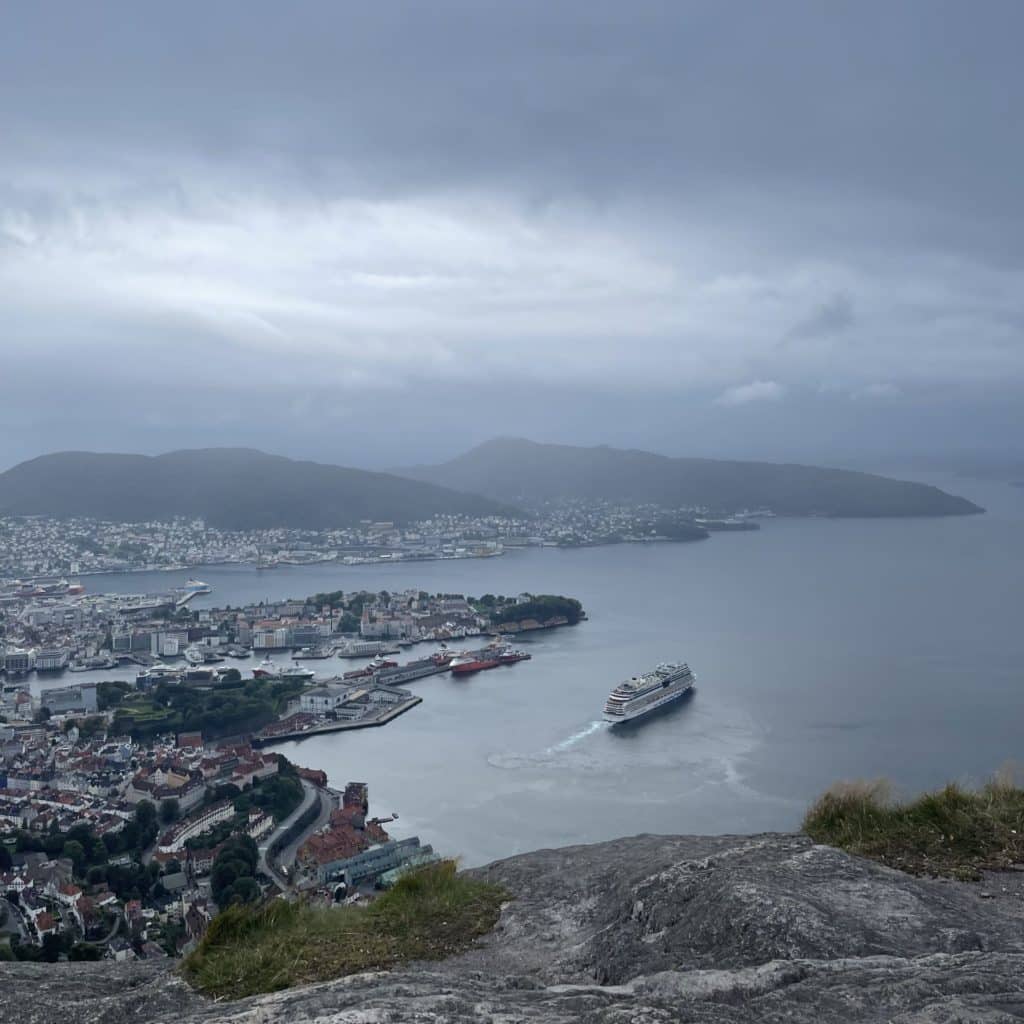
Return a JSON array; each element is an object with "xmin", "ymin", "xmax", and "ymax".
[
  {"xmin": 449, "ymin": 654, "xmax": 501, "ymax": 675},
  {"xmin": 497, "ymin": 649, "xmax": 531, "ymax": 665}
]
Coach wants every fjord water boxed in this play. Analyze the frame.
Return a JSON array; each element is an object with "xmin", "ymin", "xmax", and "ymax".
[{"xmin": 83, "ymin": 474, "xmax": 1024, "ymax": 866}]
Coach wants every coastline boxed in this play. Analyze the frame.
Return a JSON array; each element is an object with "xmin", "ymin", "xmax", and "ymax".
[{"xmin": 254, "ymin": 696, "xmax": 422, "ymax": 746}]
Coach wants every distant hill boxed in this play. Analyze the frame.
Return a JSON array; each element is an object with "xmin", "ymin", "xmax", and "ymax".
[
  {"xmin": 402, "ymin": 439, "xmax": 984, "ymax": 517},
  {"xmin": 0, "ymin": 449, "xmax": 514, "ymax": 529}
]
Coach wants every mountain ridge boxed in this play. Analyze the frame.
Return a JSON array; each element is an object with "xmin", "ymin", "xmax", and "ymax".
[
  {"xmin": 0, "ymin": 448, "xmax": 514, "ymax": 530},
  {"xmin": 402, "ymin": 438, "xmax": 984, "ymax": 517}
]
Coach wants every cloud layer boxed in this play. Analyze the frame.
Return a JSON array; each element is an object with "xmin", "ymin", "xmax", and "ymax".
[{"xmin": 1, "ymin": 1, "xmax": 1023, "ymax": 467}]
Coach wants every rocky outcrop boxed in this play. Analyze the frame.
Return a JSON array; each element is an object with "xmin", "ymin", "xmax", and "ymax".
[{"xmin": 5, "ymin": 833, "xmax": 1024, "ymax": 1022}]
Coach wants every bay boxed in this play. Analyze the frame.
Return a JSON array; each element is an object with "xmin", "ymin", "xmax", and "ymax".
[{"xmin": 62, "ymin": 472, "xmax": 1024, "ymax": 866}]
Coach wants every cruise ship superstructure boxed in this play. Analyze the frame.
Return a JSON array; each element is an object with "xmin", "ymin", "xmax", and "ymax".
[{"xmin": 603, "ymin": 662, "xmax": 695, "ymax": 724}]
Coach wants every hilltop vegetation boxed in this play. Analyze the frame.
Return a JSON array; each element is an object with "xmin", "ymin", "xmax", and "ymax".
[
  {"xmin": 804, "ymin": 775, "xmax": 1024, "ymax": 879},
  {"xmin": 486, "ymin": 593, "xmax": 585, "ymax": 626},
  {"xmin": 404, "ymin": 438, "xmax": 983, "ymax": 517},
  {"xmin": 184, "ymin": 860, "xmax": 507, "ymax": 1000},
  {"xmin": 112, "ymin": 677, "xmax": 304, "ymax": 741},
  {"xmin": 0, "ymin": 448, "xmax": 513, "ymax": 529}
]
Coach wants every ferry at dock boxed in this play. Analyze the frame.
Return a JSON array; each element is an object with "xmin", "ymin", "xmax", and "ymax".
[{"xmin": 603, "ymin": 662, "xmax": 695, "ymax": 724}]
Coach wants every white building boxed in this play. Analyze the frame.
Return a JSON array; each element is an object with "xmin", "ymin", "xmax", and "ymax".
[{"xmin": 300, "ymin": 684, "xmax": 356, "ymax": 714}]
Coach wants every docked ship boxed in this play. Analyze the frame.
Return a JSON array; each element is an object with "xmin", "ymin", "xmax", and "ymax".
[
  {"xmin": 343, "ymin": 653, "xmax": 399, "ymax": 680},
  {"xmin": 603, "ymin": 662, "xmax": 695, "ymax": 724},
  {"xmin": 280, "ymin": 664, "xmax": 316, "ymax": 682},
  {"xmin": 497, "ymin": 648, "xmax": 531, "ymax": 665},
  {"xmin": 375, "ymin": 657, "xmax": 452, "ymax": 686},
  {"xmin": 293, "ymin": 645, "xmax": 336, "ymax": 660},
  {"xmin": 184, "ymin": 578, "xmax": 212, "ymax": 593},
  {"xmin": 252, "ymin": 657, "xmax": 315, "ymax": 682},
  {"xmin": 252, "ymin": 656, "xmax": 279, "ymax": 679},
  {"xmin": 136, "ymin": 664, "xmax": 181, "ymax": 687},
  {"xmin": 183, "ymin": 665, "xmax": 219, "ymax": 683},
  {"xmin": 183, "ymin": 645, "xmax": 205, "ymax": 665},
  {"xmin": 13, "ymin": 578, "xmax": 84, "ymax": 598},
  {"xmin": 449, "ymin": 653, "xmax": 501, "ymax": 675},
  {"xmin": 450, "ymin": 640, "xmax": 530, "ymax": 675}
]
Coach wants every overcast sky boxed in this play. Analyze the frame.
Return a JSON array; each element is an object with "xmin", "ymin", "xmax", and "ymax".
[{"xmin": 2, "ymin": 1, "xmax": 1022, "ymax": 470}]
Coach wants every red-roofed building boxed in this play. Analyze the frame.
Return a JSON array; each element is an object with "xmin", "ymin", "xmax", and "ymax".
[{"xmin": 35, "ymin": 911, "xmax": 58, "ymax": 937}]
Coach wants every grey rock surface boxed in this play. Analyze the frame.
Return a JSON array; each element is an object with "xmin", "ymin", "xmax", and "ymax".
[{"xmin": 5, "ymin": 833, "xmax": 1024, "ymax": 1022}]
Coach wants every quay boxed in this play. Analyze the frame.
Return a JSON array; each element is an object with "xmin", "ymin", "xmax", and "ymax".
[{"xmin": 253, "ymin": 695, "xmax": 422, "ymax": 746}]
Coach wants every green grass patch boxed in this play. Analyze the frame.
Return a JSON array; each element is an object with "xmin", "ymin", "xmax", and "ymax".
[
  {"xmin": 183, "ymin": 860, "xmax": 507, "ymax": 1000},
  {"xmin": 803, "ymin": 775, "xmax": 1024, "ymax": 879}
]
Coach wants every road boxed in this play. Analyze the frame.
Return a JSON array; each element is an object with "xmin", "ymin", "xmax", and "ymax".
[
  {"xmin": 258, "ymin": 780, "xmax": 333, "ymax": 890},
  {"xmin": 0, "ymin": 897, "xmax": 28, "ymax": 944}
]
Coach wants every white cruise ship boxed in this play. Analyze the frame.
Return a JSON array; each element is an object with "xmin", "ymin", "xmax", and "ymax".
[{"xmin": 603, "ymin": 662, "xmax": 695, "ymax": 724}]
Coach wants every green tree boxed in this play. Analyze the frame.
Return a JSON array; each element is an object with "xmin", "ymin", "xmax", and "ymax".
[
  {"xmin": 134, "ymin": 800, "xmax": 157, "ymax": 830},
  {"xmin": 159, "ymin": 798, "xmax": 181, "ymax": 825},
  {"xmin": 62, "ymin": 839, "xmax": 86, "ymax": 874},
  {"xmin": 211, "ymin": 861, "xmax": 239, "ymax": 902},
  {"xmin": 225, "ymin": 876, "xmax": 260, "ymax": 905},
  {"xmin": 97, "ymin": 680, "xmax": 131, "ymax": 710},
  {"xmin": 69, "ymin": 943, "xmax": 102, "ymax": 961},
  {"xmin": 41, "ymin": 932, "xmax": 63, "ymax": 963}
]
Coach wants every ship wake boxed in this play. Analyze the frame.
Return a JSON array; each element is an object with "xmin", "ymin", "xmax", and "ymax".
[
  {"xmin": 488, "ymin": 720, "xmax": 608, "ymax": 771},
  {"xmin": 549, "ymin": 719, "xmax": 607, "ymax": 752}
]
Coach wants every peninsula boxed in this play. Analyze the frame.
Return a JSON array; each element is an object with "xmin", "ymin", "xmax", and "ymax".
[{"xmin": 404, "ymin": 438, "xmax": 985, "ymax": 517}]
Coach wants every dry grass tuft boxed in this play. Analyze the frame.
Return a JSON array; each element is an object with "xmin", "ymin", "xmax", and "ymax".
[
  {"xmin": 803, "ymin": 773, "xmax": 1024, "ymax": 880},
  {"xmin": 183, "ymin": 860, "xmax": 507, "ymax": 1000}
]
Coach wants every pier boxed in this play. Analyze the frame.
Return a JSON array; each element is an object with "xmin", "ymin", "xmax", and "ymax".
[{"xmin": 253, "ymin": 695, "xmax": 422, "ymax": 746}]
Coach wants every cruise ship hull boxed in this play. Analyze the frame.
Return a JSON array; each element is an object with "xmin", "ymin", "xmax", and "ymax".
[{"xmin": 603, "ymin": 679, "xmax": 693, "ymax": 724}]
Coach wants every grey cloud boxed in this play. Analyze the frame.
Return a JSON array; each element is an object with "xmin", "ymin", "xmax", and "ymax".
[
  {"xmin": 1, "ymin": 1, "xmax": 1023, "ymax": 468},
  {"xmin": 787, "ymin": 295, "xmax": 855, "ymax": 342}
]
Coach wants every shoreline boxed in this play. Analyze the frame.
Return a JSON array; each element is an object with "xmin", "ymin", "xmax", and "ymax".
[{"xmin": 254, "ymin": 696, "xmax": 423, "ymax": 746}]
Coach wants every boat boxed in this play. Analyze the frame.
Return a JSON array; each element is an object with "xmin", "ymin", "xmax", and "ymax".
[
  {"xmin": 280, "ymin": 665, "xmax": 316, "ymax": 682},
  {"xmin": 449, "ymin": 651, "xmax": 501, "ymax": 675},
  {"xmin": 183, "ymin": 645, "xmax": 205, "ymax": 665},
  {"xmin": 252, "ymin": 657, "xmax": 280, "ymax": 679},
  {"xmin": 342, "ymin": 653, "xmax": 398, "ymax": 680},
  {"xmin": 67, "ymin": 655, "xmax": 117, "ymax": 673},
  {"xmin": 293, "ymin": 645, "xmax": 336, "ymax": 660},
  {"xmin": 13, "ymin": 577, "xmax": 84, "ymax": 599},
  {"xmin": 374, "ymin": 657, "xmax": 451, "ymax": 685},
  {"xmin": 603, "ymin": 663, "xmax": 695, "ymax": 724},
  {"xmin": 136, "ymin": 664, "xmax": 181, "ymax": 686},
  {"xmin": 184, "ymin": 578, "xmax": 212, "ymax": 594},
  {"xmin": 183, "ymin": 665, "xmax": 218, "ymax": 683},
  {"xmin": 497, "ymin": 647, "xmax": 532, "ymax": 665}
]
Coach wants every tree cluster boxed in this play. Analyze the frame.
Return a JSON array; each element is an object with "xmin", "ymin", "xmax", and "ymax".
[
  {"xmin": 210, "ymin": 834, "xmax": 260, "ymax": 908},
  {"xmin": 3, "ymin": 801, "xmax": 162, "ymax": 900},
  {"xmin": 489, "ymin": 594, "xmax": 584, "ymax": 626}
]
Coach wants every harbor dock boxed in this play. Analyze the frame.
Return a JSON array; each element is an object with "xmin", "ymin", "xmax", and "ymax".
[{"xmin": 253, "ymin": 695, "xmax": 422, "ymax": 746}]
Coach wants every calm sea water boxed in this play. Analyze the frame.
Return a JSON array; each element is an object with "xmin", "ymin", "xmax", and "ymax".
[{"xmin": 58, "ymin": 473, "xmax": 1024, "ymax": 866}]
